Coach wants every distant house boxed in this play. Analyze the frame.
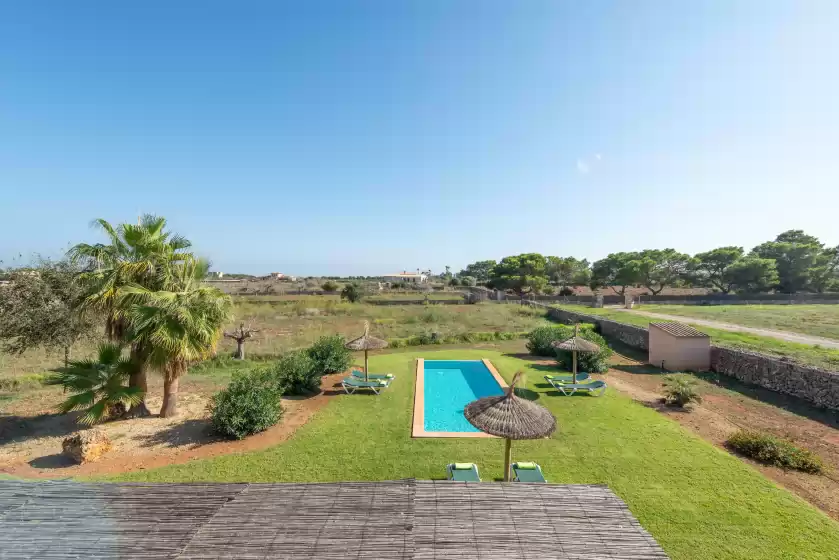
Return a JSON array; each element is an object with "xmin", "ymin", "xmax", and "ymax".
[
  {"xmin": 270, "ymin": 272, "xmax": 297, "ymax": 282},
  {"xmin": 383, "ymin": 271, "xmax": 428, "ymax": 284}
]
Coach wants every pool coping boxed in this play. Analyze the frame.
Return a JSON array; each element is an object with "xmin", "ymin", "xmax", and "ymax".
[{"xmin": 412, "ymin": 358, "xmax": 509, "ymax": 438}]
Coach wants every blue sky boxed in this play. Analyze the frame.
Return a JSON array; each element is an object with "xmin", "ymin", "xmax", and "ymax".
[{"xmin": 1, "ymin": 1, "xmax": 837, "ymax": 275}]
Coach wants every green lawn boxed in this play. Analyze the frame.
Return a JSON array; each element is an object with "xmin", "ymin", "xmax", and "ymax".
[
  {"xmin": 106, "ymin": 349, "xmax": 839, "ymax": 560},
  {"xmin": 557, "ymin": 305, "xmax": 839, "ymax": 370},
  {"xmin": 639, "ymin": 304, "xmax": 839, "ymax": 341}
]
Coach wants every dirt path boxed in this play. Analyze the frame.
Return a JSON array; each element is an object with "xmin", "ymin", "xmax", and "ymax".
[
  {"xmin": 605, "ymin": 354, "xmax": 839, "ymax": 520},
  {"xmin": 0, "ymin": 373, "xmax": 345, "ymax": 479},
  {"xmin": 613, "ymin": 307, "xmax": 839, "ymax": 349}
]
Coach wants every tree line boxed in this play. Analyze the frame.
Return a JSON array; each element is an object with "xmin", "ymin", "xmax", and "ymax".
[{"xmin": 457, "ymin": 230, "xmax": 839, "ymax": 297}]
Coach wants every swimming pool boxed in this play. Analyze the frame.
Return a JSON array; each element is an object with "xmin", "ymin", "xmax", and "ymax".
[{"xmin": 412, "ymin": 359, "xmax": 507, "ymax": 437}]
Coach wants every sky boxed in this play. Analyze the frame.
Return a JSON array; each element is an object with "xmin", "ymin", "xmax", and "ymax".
[{"xmin": 1, "ymin": 1, "xmax": 838, "ymax": 276}]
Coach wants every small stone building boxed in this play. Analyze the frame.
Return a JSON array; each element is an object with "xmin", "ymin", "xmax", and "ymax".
[{"xmin": 648, "ymin": 322, "xmax": 710, "ymax": 371}]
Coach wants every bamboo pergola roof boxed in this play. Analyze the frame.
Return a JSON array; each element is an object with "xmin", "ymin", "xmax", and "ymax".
[{"xmin": 0, "ymin": 480, "xmax": 669, "ymax": 559}]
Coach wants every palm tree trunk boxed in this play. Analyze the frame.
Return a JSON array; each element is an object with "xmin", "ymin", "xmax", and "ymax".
[
  {"xmin": 126, "ymin": 344, "xmax": 151, "ymax": 417},
  {"xmin": 161, "ymin": 373, "xmax": 180, "ymax": 418}
]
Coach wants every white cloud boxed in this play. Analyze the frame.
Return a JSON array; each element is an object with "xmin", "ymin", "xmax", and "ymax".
[
  {"xmin": 576, "ymin": 159, "xmax": 590, "ymax": 174},
  {"xmin": 595, "ymin": 153, "xmax": 602, "ymax": 160}
]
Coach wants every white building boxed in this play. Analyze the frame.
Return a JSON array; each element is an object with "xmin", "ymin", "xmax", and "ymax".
[{"xmin": 383, "ymin": 271, "xmax": 429, "ymax": 284}]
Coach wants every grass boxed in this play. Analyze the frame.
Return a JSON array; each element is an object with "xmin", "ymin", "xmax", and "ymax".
[
  {"xmin": 638, "ymin": 304, "xmax": 839, "ymax": 341},
  {"xmin": 104, "ymin": 349, "xmax": 839, "ymax": 560},
  {"xmin": 557, "ymin": 305, "xmax": 839, "ymax": 370},
  {"xmin": 0, "ymin": 301, "xmax": 553, "ymax": 380}
]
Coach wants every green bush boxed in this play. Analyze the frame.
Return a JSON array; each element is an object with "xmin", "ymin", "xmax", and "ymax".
[
  {"xmin": 321, "ymin": 280, "xmax": 339, "ymax": 292},
  {"xmin": 307, "ymin": 335, "xmax": 352, "ymax": 374},
  {"xmin": 526, "ymin": 325, "xmax": 590, "ymax": 356},
  {"xmin": 554, "ymin": 329, "xmax": 611, "ymax": 373},
  {"xmin": 265, "ymin": 351, "xmax": 320, "ymax": 395},
  {"xmin": 210, "ymin": 371, "xmax": 284, "ymax": 440},
  {"xmin": 340, "ymin": 283, "xmax": 363, "ymax": 303},
  {"xmin": 662, "ymin": 375, "xmax": 703, "ymax": 407},
  {"xmin": 726, "ymin": 430, "xmax": 824, "ymax": 474}
]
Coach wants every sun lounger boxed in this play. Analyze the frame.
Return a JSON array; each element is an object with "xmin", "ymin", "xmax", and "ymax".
[
  {"xmin": 554, "ymin": 380, "xmax": 607, "ymax": 397},
  {"xmin": 341, "ymin": 376, "xmax": 392, "ymax": 395},
  {"xmin": 512, "ymin": 462, "xmax": 546, "ymax": 483},
  {"xmin": 544, "ymin": 372, "xmax": 591, "ymax": 388},
  {"xmin": 351, "ymin": 370, "xmax": 394, "ymax": 381},
  {"xmin": 446, "ymin": 462, "xmax": 481, "ymax": 482}
]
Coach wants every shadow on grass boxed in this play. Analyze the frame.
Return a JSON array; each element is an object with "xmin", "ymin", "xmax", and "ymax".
[
  {"xmin": 611, "ymin": 363, "xmax": 668, "ymax": 376},
  {"xmin": 512, "ymin": 388, "xmax": 540, "ymax": 401},
  {"xmin": 0, "ymin": 412, "xmax": 81, "ymax": 447}
]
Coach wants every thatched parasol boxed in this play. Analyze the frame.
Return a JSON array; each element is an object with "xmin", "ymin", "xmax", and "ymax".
[
  {"xmin": 344, "ymin": 321, "xmax": 388, "ymax": 381},
  {"xmin": 551, "ymin": 324, "xmax": 600, "ymax": 383},
  {"xmin": 464, "ymin": 371, "xmax": 557, "ymax": 481}
]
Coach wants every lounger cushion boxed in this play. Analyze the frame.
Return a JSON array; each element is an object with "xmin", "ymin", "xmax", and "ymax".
[
  {"xmin": 453, "ymin": 463, "xmax": 474, "ymax": 470},
  {"xmin": 516, "ymin": 462, "xmax": 537, "ymax": 470}
]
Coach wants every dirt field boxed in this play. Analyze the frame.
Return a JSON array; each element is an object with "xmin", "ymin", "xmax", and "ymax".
[{"xmin": 0, "ymin": 370, "xmax": 347, "ymax": 479}]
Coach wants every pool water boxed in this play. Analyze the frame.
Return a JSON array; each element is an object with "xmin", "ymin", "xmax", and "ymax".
[{"xmin": 423, "ymin": 360, "xmax": 504, "ymax": 432}]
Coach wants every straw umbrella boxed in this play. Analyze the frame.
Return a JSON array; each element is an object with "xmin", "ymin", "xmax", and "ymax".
[
  {"xmin": 551, "ymin": 324, "xmax": 600, "ymax": 383},
  {"xmin": 464, "ymin": 371, "xmax": 557, "ymax": 481},
  {"xmin": 344, "ymin": 321, "xmax": 388, "ymax": 381}
]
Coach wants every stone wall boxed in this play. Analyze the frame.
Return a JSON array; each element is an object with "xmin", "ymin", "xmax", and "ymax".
[
  {"xmin": 711, "ymin": 347, "xmax": 839, "ymax": 410},
  {"xmin": 536, "ymin": 301, "xmax": 839, "ymax": 410},
  {"xmin": 543, "ymin": 306, "xmax": 649, "ymax": 350}
]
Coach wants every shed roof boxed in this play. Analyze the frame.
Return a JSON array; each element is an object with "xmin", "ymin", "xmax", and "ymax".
[
  {"xmin": 650, "ymin": 322, "xmax": 709, "ymax": 338},
  {"xmin": 0, "ymin": 480, "xmax": 668, "ymax": 559}
]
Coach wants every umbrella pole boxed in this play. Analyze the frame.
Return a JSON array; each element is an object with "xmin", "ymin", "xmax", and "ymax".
[
  {"xmin": 504, "ymin": 438, "xmax": 512, "ymax": 482},
  {"xmin": 364, "ymin": 349, "xmax": 369, "ymax": 381},
  {"xmin": 572, "ymin": 350, "xmax": 577, "ymax": 384}
]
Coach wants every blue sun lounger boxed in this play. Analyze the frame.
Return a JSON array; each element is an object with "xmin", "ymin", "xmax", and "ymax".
[
  {"xmin": 544, "ymin": 372, "xmax": 591, "ymax": 389},
  {"xmin": 555, "ymin": 380, "xmax": 607, "ymax": 397},
  {"xmin": 351, "ymin": 370, "xmax": 395, "ymax": 381},
  {"xmin": 512, "ymin": 462, "xmax": 546, "ymax": 483},
  {"xmin": 341, "ymin": 376, "xmax": 392, "ymax": 395},
  {"xmin": 446, "ymin": 463, "xmax": 481, "ymax": 482}
]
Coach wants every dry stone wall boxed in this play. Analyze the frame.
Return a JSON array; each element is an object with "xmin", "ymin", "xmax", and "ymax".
[{"xmin": 534, "ymin": 302, "xmax": 839, "ymax": 410}]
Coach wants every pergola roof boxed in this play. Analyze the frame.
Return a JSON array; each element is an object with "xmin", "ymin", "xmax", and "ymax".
[{"xmin": 0, "ymin": 480, "xmax": 669, "ymax": 559}]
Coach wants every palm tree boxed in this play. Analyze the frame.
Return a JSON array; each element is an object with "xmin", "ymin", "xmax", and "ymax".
[
  {"xmin": 47, "ymin": 343, "xmax": 144, "ymax": 425},
  {"xmin": 68, "ymin": 215, "xmax": 194, "ymax": 416},
  {"xmin": 122, "ymin": 258, "xmax": 232, "ymax": 417}
]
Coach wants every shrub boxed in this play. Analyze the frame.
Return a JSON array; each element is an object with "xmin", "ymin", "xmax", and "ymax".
[
  {"xmin": 726, "ymin": 430, "xmax": 824, "ymax": 474},
  {"xmin": 553, "ymin": 329, "xmax": 612, "ymax": 373},
  {"xmin": 340, "ymin": 283, "xmax": 363, "ymax": 303},
  {"xmin": 307, "ymin": 335, "xmax": 352, "ymax": 374},
  {"xmin": 321, "ymin": 280, "xmax": 339, "ymax": 292},
  {"xmin": 210, "ymin": 371, "xmax": 283, "ymax": 440},
  {"xmin": 266, "ymin": 350, "xmax": 320, "ymax": 395},
  {"xmin": 525, "ymin": 325, "xmax": 585, "ymax": 356},
  {"xmin": 662, "ymin": 375, "xmax": 703, "ymax": 407}
]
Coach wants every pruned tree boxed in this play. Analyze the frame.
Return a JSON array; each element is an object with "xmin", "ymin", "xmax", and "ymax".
[
  {"xmin": 0, "ymin": 258, "xmax": 100, "ymax": 368},
  {"xmin": 723, "ymin": 256, "xmax": 779, "ymax": 293},
  {"xmin": 488, "ymin": 253, "xmax": 548, "ymax": 299},
  {"xmin": 752, "ymin": 230, "xmax": 822, "ymax": 293},
  {"xmin": 633, "ymin": 249, "xmax": 691, "ymax": 295},
  {"xmin": 459, "ymin": 260, "xmax": 497, "ymax": 283},
  {"xmin": 224, "ymin": 323, "xmax": 259, "ymax": 360}
]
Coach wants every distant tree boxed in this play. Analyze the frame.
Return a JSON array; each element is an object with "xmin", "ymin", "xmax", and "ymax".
[
  {"xmin": 224, "ymin": 323, "xmax": 259, "ymax": 360},
  {"xmin": 752, "ymin": 230, "xmax": 822, "ymax": 293},
  {"xmin": 341, "ymin": 282, "xmax": 364, "ymax": 303},
  {"xmin": 448, "ymin": 277, "xmax": 461, "ymax": 286},
  {"xmin": 688, "ymin": 247, "xmax": 745, "ymax": 293},
  {"xmin": 488, "ymin": 253, "xmax": 548, "ymax": 298},
  {"xmin": 321, "ymin": 280, "xmax": 339, "ymax": 292},
  {"xmin": 809, "ymin": 246, "xmax": 839, "ymax": 293},
  {"xmin": 443, "ymin": 265, "xmax": 452, "ymax": 280},
  {"xmin": 0, "ymin": 258, "xmax": 100, "ymax": 368},
  {"xmin": 546, "ymin": 257, "xmax": 591, "ymax": 291},
  {"xmin": 723, "ymin": 257, "xmax": 779, "ymax": 293},
  {"xmin": 590, "ymin": 253, "xmax": 641, "ymax": 296},
  {"xmin": 459, "ymin": 260, "xmax": 497, "ymax": 283},
  {"xmin": 633, "ymin": 249, "xmax": 691, "ymax": 295},
  {"xmin": 47, "ymin": 343, "xmax": 144, "ymax": 425},
  {"xmin": 458, "ymin": 275, "xmax": 477, "ymax": 287}
]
